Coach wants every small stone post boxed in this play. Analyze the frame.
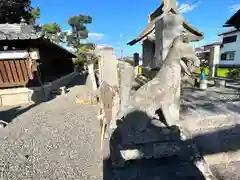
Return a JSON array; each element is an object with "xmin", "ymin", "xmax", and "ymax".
[
  {"xmin": 98, "ymin": 47, "xmax": 119, "ymax": 129},
  {"xmin": 133, "ymin": 52, "xmax": 141, "ymax": 75},
  {"xmin": 209, "ymin": 45, "xmax": 221, "ymax": 77},
  {"xmin": 86, "ymin": 52, "xmax": 98, "ymax": 90}
]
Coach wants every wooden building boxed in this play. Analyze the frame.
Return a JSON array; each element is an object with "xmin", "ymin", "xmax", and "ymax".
[{"xmin": 0, "ymin": 22, "xmax": 76, "ymax": 89}]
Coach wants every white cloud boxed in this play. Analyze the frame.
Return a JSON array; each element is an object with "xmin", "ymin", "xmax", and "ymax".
[
  {"xmin": 88, "ymin": 33, "xmax": 104, "ymax": 40},
  {"xmin": 96, "ymin": 44, "xmax": 112, "ymax": 49},
  {"xmin": 63, "ymin": 30, "xmax": 104, "ymax": 40},
  {"xmin": 228, "ymin": 4, "xmax": 240, "ymax": 12},
  {"xmin": 176, "ymin": 1, "xmax": 199, "ymax": 13},
  {"xmin": 179, "ymin": 3, "xmax": 197, "ymax": 13}
]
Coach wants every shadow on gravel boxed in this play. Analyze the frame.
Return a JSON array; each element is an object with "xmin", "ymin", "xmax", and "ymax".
[
  {"xmin": 103, "ymin": 110, "xmax": 240, "ymax": 179},
  {"xmin": 0, "ymin": 73, "xmax": 88, "ymax": 126},
  {"xmin": 103, "ymin": 110, "xmax": 207, "ymax": 180},
  {"xmin": 0, "ymin": 104, "xmax": 37, "ymax": 125},
  {"xmin": 190, "ymin": 124, "xmax": 240, "ymax": 157},
  {"xmin": 65, "ymin": 73, "xmax": 88, "ymax": 90}
]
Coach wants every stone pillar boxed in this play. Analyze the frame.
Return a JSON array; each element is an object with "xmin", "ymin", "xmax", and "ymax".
[
  {"xmin": 133, "ymin": 52, "xmax": 140, "ymax": 76},
  {"xmin": 133, "ymin": 52, "xmax": 139, "ymax": 67},
  {"xmin": 209, "ymin": 45, "xmax": 221, "ymax": 77},
  {"xmin": 98, "ymin": 47, "xmax": 119, "ymax": 129},
  {"xmin": 118, "ymin": 61, "xmax": 135, "ymax": 118},
  {"xmin": 98, "ymin": 47, "xmax": 119, "ymax": 87},
  {"xmin": 86, "ymin": 55, "xmax": 98, "ymax": 90},
  {"xmin": 155, "ymin": 13, "xmax": 184, "ymax": 68}
]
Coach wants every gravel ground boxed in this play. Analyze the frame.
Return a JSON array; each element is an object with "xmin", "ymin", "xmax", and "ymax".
[
  {"xmin": 1, "ymin": 74, "xmax": 240, "ymax": 180},
  {"xmin": 0, "ymin": 74, "xmax": 103, "ymax": 180}
]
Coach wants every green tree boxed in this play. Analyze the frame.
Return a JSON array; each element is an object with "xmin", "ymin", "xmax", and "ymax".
[
  {"xmin": 0, "ymin": 0, "xmax": 37, "ymax": 24},
  {"xmin": 41, "ymin": 23, "xmax": 66, "ymax": 44},
  {"xmin": 31, "ymin": 7, "xmax": 40, "ymax": 24},
  {"xmin": 67, "ymin": 14, "xmax": 92, "ymax": 48},
  {"xmin": 72, "ymin": 43, "xmax": 98, "ymax": 67},
  {"xmin": 66, "ymin": 14, "xmax": 98, "ymax": 66}
]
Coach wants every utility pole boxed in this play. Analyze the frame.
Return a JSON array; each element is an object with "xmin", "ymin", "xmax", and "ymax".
[{"xmin": 120, "ymin": 34, "xmax": 123, "ymax": 59}]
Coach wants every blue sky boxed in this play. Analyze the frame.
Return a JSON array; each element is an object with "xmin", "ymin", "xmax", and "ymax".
[{"xmin": 32, "ymin": 0, "xmax": 240, "ymax": 57}]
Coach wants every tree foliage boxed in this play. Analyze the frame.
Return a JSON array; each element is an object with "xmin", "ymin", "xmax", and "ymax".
[
  {"xmin": 72, "ymin": 43, "xmax": 99, "ymax": 67},
  {"xmin": 31, "ymin": 7, "xmax": 40, "ymax": 24},
  {"xmin": 42, "ymin": 23, "xmax": 61, "ymax": 34},
  {"xmin": 0, "ymin": 0, "xmax": 37, "ymax": 24},
  {"xmin": 67, "ymin": 14, "xmax": 92, "ymax": 48},
  {"xmin": 66, "ymin": 14, "xmax": 98, "ymax": 66},
  {"xmin": 41, "ymin": 23, "xmax": 67, "ymax": 44}
]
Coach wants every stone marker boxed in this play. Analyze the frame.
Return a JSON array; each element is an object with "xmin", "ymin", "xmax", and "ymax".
[
  {"xmin": 98, "ymin": 47, "xmax": 119, "ymax": 87},
  {"xmin": 98, "ymin": 81, "xmax": 117, "ymax": 149},
  {"xmin": 85, "ymin": 51, "xmax": 98, "ymax": 90},
  {"xmin": 98, "ymin": 47, "xmax": 120, "ymax": 130}
]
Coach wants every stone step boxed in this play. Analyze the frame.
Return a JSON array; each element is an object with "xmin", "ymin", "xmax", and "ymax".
[
  {"xmin": 111, "ymin": 157, "xmax": 217, "ymax": 180},
  {"xmin": 211, "ymin": 161, "xmax": 240, "ymax": 180},
  {"xmin": 120, "ymin": 124, "xmax": 181, "ymax": 146},
  {"xmin": 113, "ymin": 159, "xmax": 205, "ymax": 180},
  {"xmin": 119, "ymin": 141, "xmax": 191, "ymax": 161},
  {"xmin": 110, "ymin": 140, "xmax": 192, "ymax": 168}
]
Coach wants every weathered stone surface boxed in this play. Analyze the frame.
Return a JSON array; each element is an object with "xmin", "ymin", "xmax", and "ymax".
[
  {"xmin": 98, "ymin": 47, "xmax": 118, "ymax": 87},
  {"xmin": 120, "ymin": 141, "xmax": 190, "ymax": 161},
  {"xmin": 118, "ymin": 61, "xmax": 135, "ymax": 116},
  {"xmin": 120, "ymin": 124, "xmax": 181, "ymax": 145},
  {"xmin": 211, "ymin": 161, "xmax": 240, "ymax": 180},
  {"xmin": 119, "ymin": 35, "xmax": 200, "ymax": 128}
]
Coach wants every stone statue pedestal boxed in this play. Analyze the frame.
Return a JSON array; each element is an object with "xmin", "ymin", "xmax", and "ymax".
[
  {"xmin": 199, "ymin": 80, "xmax": 207, "ymax": 90},
  {"xmin": 110, "ymin": 119, "xmax": 192, "ymax": 167}
]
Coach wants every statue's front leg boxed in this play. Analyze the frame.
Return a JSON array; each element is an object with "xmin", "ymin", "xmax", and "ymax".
[{"xmin": 161, "ymin": 103, "xmax": 179, "ymax": 127}]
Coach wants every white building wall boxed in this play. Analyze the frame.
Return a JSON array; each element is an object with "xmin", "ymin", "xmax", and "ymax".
[{"xmin": 220, "ymin": 31, "xmax": 240, "ymax": 66}]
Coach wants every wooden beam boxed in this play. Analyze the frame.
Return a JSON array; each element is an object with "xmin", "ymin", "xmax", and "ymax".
[{"xmin": 163, "ymin": 0, "xmax": 177, "ymax": 11}]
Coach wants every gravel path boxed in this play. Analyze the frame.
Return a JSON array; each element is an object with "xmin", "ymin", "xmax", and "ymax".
[{"xmin": 0, "ymin": 74, "xmax": 103, "ymax": 180}]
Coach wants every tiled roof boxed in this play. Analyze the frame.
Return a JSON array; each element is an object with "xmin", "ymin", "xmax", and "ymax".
[
  {"xmin": 0, "ymin": 23, "xmax": 77, "ymax": 57},
  {"xmin": 218, "ymin": 28, "xmax": 239, "ymax": 36},
  {"xmin": 223, "ymin": 9, "xmax": 240, "ymax": 29},
  {"xmin": 0, "ymin": 23, "xmax": 43, "ymax": 40},
  {"xmin": 0, "ymin": 31, "xmax": 43, "ymax": 40},
  {"xmin": 127, "ymin": 4, "xmax": 203, "ymax": 46}
]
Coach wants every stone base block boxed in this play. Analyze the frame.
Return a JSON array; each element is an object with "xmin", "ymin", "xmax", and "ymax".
[
  {"xmin": 200, "ymin": 80, "xmax": 207, "ymax": 90},
  {"xmin": 120, "ymin": 141, "xmax": 190, "ymax": 161},
  {"xmin": 111, "ymin": 141, "xmax": 191, "ymax": 168},
  {"xmin": 120, "ymin": 125, "xmax": 181, "ymax": 146},
  {"xmin": 214, "ymin": 79, "xmax": 226, "ymax": 87}
]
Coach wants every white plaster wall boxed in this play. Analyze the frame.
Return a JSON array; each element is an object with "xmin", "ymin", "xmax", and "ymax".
[
  {"xmin": 220, "ymin": 31, "xmax": 240, "ymax": 66},
  {"xmin": 0, "ymin": 72, "xmax": 78, "ymax": 106}
]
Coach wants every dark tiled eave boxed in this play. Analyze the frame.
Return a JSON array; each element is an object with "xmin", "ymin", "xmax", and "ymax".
[
  {"xmin": 223, "ymin": 9, "xmax": 240, "ymax": 29},
  {"xmin": 0, "ymin": 31, "xmax": 77, "ymax": 57},
  {"xmin": 127, "ymin": 6, "xmax": 203, "ymax": 46},
  {"xmin": 0, "ymin": 31, "xmax": 43, "ymax": 40}
]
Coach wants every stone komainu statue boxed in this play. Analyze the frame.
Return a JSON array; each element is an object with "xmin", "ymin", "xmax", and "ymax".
[{"xmin": 117, "ymin": 35, "xmax": 200, "ymax": 128}]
